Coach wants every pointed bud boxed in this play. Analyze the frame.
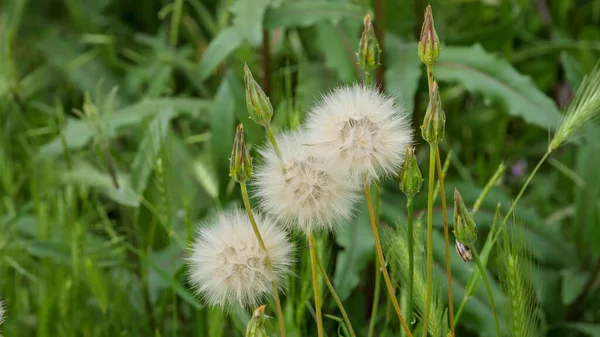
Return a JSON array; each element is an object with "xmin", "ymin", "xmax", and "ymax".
[
  {"xmin": 418, "ymin": 5, "xmax": 440, "ymax": 66},
  {"xmin": 399, "ymin": 146, "xmax": 423, "ymax": 197},
  {"xmin": 245, "ymin": 305, "xmax": 268, "ymax": 337},
  {"xmin": 230, "ymin": 124, "xmax": 253, "ymax": 183},
  {"xmin": 453, "ymin": 189, "xmax": 477, "ymax": 246},
  {"xmin": 421, "ymin": 81, "xmax": 445, "ymax": 144},
  {"xmin": 357, "ymin": 14, "xmax": 381, "ymax": 73},
  {"xmin": 244, "ymin": 64, "xmax": 273, "ymax": 127}
]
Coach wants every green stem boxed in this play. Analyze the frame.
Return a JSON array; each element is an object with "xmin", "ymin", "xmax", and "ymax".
[
  {"xmin": 426, "ymin": 65, "xmax": 434, "ymax": 96},
  {"xmin": 240, "ymin": 183, "xmax": 286, "ymax": 337},
  {"xmin": 314, "ymin": 250, "xmax": 357, "ymax": 337},
  {"xmin": 422, "ymin": 144, "xmax": 436, "ymax": 337},
  {"xmin": 406, "ymin": 196, "xmax": 415, "ymax": 331},
  {"xmin": 169, "ymin": 0, "xmax": 185, "ymax": 47},
  {"xmin": 308, "ymin": 233, "xmax": 324, "ymax": 337},
  {"xmin": 470, "ymin": 248, "xmax": 501, "ymax": 337},
  {"xmin": 435, "ymin": 147, "xmax": 455, "ymax": 336},
  {"xmin": 367, "ymin": 253, "xmax": 382, "ymax": 337},
  {"xmin": 365, "ymin": 181, "xmax": 414, "ymax": 337},
  {"xmin": 265, "ymin": 124, "xmax": 284, "ymax": 162},
  {"xmin": 502, "ymin": 150, "xmax": 550, "ymax": 226}
]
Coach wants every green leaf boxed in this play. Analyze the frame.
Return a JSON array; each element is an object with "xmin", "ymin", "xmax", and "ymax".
[
  {"xmin": 263, "ymin": 1, "xmax": 362, "ymax": 29},
  {"xmin": 560, "ymin": 269, "xmax": 588, "ymax": 305},
  {"xmin": 436, "ymin": 44, "xmax": 562, "ymax": 130},
  {"xmin": 84, "ymin": 258, "xmax": 108, "ymax": 314},
  {"xmin": 130, "ymin": 108, "xmax": 175, "ymax": 193},
  {"xmin": 230, "ymin": 0, "xmax": 274, "ymax": 46},
  {"xmin": 315, "ymin": 20, "xmax": 360, "ymax": 83},
  {"xmin": 211, "ymin": 74, "xmax": 236, "ymax": 184},
  {"xmin": 333, "ymin": 201, "xmax": 374, "ymax": 301},
  {"xmin": 61, "ymin": 161, "xmax": 140, "ymax": 207},
  {"xmin": 385, "ymin": 35, "xmax": 422, "ymax": 117},
  {"xmin": 39, "ymin": 98, "xmax": 211, "ymax": 158},
  {"xmin": 198, "ymin": 27, "xmax": 245, "ymax": 81}
]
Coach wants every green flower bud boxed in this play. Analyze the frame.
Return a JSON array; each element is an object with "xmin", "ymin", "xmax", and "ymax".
[
  {"xmin": 399, "ymin": 146, "xmax": 423, "ymax": 197},
  {"xmin": 357, "ymin": 14, "xmax": 381, "ymax": 73},
  {"xmin": 245, "ymin": 305, "xmax": 267, "ymax": 337},
  {"xmin": 418, "ymin": 5, "xmax": 440, "ymax": 67},
  {"xmin": 453, "ymin": 188, "xmax": 477, "ymax": 246},
  {"xmin": 230, "ymin": 124, "xmax": 253, "ymax": 183},
  {"xmin": 244, "ymin": 64, "xmax": 273, "ymax": 127},
  {"xmin": 421, "ymin": 81, "xmax": 445, "ymax": 144}
]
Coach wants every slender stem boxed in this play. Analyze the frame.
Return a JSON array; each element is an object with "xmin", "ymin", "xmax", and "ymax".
[
  {"xmin": 364, "ymin": 182, "xmax": 414, "ymax": 337},
  {"xmin": 502, "ymin": 151, "xmax": 551, "ymax": 226},
  {"xmin": 426, "ymin": 65, "xmax": 434, "ymax": 95},
  {"xmin": 435, "ymin": 147, "xmax": 455, "ymax": 335},
  {"xmin": 264, "ymin": 124, "xmax": 284, "ymax": 163},
  {"xmin": 314, "ymin": 250, "xmax": 357, "ymax": 337},
  {"xmin": 365, "ymin": 70, "xmax": 372, "ymax": 87},
  {"xmin": 422, "ymin": 145, "xmax": 436, "ymax": 337},
  {"xmin": 406, "ymin": 196, "xmax": 415, "ymax": 330},
  {"xmin": 367, "ymin": 253, "xmax": 382, "ymax": 337},
  {"xmin": 470, "ymin": 248, "xmax": 501, "ymax": 337},
  {"xmin": 240, "ymin": 183, "xmax": 286, "ymax": 337},
  {"xmin": 308, "ymin": 233, "xmax": 324, "ymax": 337}
]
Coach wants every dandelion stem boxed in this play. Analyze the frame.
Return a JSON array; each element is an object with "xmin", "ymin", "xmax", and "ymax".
[
  {"xmin": 314, "ymin": 249, "xmax": 357, "ymax": 337},
  {"xmin": 423, "ymin": 144, "xmax": 436, "ymax": 337},
  {"xmin": 264, "ymin": 124, "xmax": 284, "ymax": 163},
  {"xmin": 364, "ymin": 181, "xmax": 413, "ymax": 337},
  {"xmin": 308, "ymin": 233, "xmax": 324, "ymax": 337},
  {"xmin": 435, "ymin": 147, "xmax": 455, "ymax": 336},
  {"xmin": 426, "ymin": 65, "xmax": 434, "ymax": 96},
  {"xmin": 406, "ymin": 195, "xmax": 415, "ymax": 330},
  {"xmin": 240, "ymin": 182, "xmax": 286, "ymax": 337},
  {"xmin": 470, "ymin": 247, "xmax": 501, "ymax": 337},
  {"xmin": 502, "ymin": 150, "xmax": 551, "ymax": 226}
]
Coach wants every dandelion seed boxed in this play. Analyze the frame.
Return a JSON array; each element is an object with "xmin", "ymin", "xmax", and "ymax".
[
  {"xmin": 305, "ymin": 85, "xmax": 412, "ymax": 181},
  {"xmin": 188, "ymin": 209, "xmax": 293, "ymax": 308},
  {"xmin": 254, "ymin": 130, "xmax": 360, "ymax": 234}
]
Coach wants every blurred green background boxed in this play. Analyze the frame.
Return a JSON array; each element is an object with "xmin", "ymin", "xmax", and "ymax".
[{"xmin": 1, "ymin": 0, "xmax": 600, "ymax": 336}]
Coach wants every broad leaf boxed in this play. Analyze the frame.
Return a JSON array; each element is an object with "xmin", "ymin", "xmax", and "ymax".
[
  {"xmin": 264, "ymin": 1, "xmax": 362, "ymax": 29},
  {"xmin": 230, "ymin": 0, "xmax": 274, "ymax": 46},
  {"xmin": 385, "ymin": 35, "xmax": 422, "ymax": 117},
  {"xmin": 436, "ymin": 44, "xmax": 562, "ymax": 130},
  {"xmin": 198, "ymin": 27, "xmax": 245, "ymax": 81}
]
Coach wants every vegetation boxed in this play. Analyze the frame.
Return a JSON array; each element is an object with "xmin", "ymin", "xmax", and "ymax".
[{"xmin": 1, "ymin": 0, "xmax": 600, "ymax": 336}]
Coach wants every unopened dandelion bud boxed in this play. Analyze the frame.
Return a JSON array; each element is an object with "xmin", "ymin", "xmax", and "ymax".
[
  {"xmin": 453, "ymin": 189, "xmax": 477, "ymax": 246},
  {"xmin": 246, "ymin": 305, "xmax": 268, "ymax": 337},
  {"xmin": 421, "ymin": 81, "xmax": 445, "ymax": 144},
  {"xmin": 230, "ymin": 124, "xmax": 253, "ymax": 183},
  {"xmin": 418, "ymin": 5, "xmax": 440, "ymax": 67},
  {"xmin": 244, "ymin": 64, "xmax": 273, "ymax": 127},
  {"xmin": 399, "ymin": 146, "xmax": 423, "ymax": 197},
  {"xmin": 357, "ymin": 14, "xmax": 381, "ymax": 72}
]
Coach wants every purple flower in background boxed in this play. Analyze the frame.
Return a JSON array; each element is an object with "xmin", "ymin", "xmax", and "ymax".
[{"xmin": 511, "ymin": 159, "xmax": 528, "ymax": 178}]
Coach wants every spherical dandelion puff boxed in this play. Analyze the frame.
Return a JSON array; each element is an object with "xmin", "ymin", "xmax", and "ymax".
[
  {"xmin": 188, "ymin": 209, "xmax": 293, "ymax": 309},
  {"xmin": 305, "ymin": 85, "xmax": 413, "ymax": 181},
  {"xmin": 254, "ymin": 130, "xmax": 360, "ymax": 234}
]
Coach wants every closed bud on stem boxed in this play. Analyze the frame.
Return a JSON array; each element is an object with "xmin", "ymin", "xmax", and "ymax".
[
  {"xmin": 230, "ymin": 124, "xmax": 253, "ymax": 183},
  {"xmin": 453, "ymin": 188, "xmax": 477, "ymax": 246},
  {"xmin": 418, "ymin": 5, "xmax": 440, "ymax": 67},
  {"xmin": 246, "ymin": 305, "xmax": 268, "ymax": 337},
  {"xmin": 399, "ymin": 146, "xmax": 423, "ymax": 197},
  {"xmin": 357, "ymin": 14, "xmax": 381, "ymax": 73},
  {"xmin": 244, "ymin": 64, "xmax": 273, "ymax": 126},
  {"xmin": 421, "ymin": 81, "xmax": 445, "ymax": 144}
]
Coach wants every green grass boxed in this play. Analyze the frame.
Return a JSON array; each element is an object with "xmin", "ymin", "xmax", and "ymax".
[{"xmin": 2, "ymin": 0, "xmax": 600, "ymax": 336}]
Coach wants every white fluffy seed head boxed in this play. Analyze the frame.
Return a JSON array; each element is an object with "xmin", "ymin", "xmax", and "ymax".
[
  {"xmin": 305, "ymin": 85, "xmax": 413, "ymax": 181},
  {"xmin": 188, "ymin": 209, "xmax": 293, "ymax": 309},
  {"xmin": 253, "ymin": 130, "xmax": 360, "ymax": 234}
]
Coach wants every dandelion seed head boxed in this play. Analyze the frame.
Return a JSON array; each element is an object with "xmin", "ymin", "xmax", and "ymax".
[
  {"xmin": 254, "ymin": 130, "xmax": 360, "ymax": 234},
  {"xmin": 188, "ymin": 209, "xmax": 293, "ymax": 308},
  {"xmin": 305, "ymin": 85, "xmax": 413, "ymax": 181}
]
